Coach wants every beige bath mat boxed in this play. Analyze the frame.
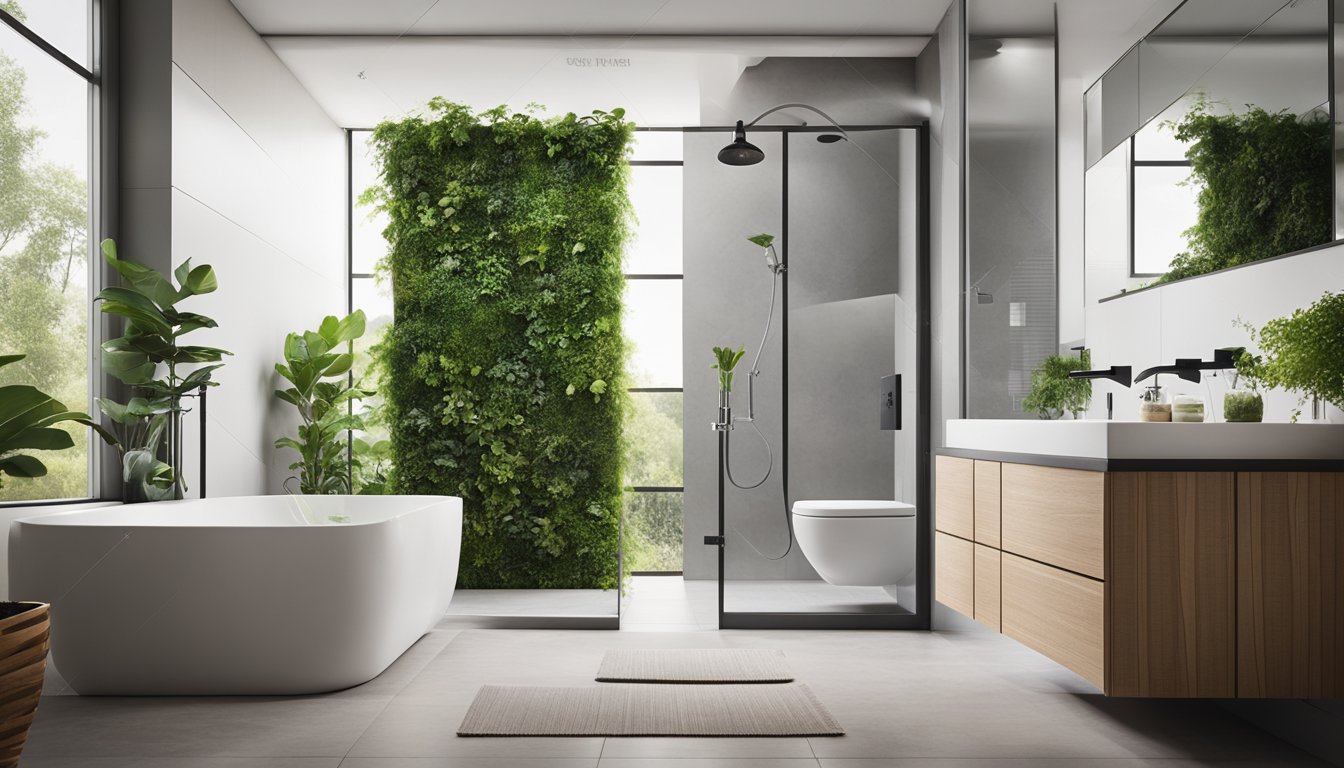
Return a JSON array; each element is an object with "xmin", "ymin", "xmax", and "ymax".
[
  {"xmin": 595, "ymin": 648, "xmax": 793, "ymax": 684},
  {"xmin": 457, "ymin": 682, "xmax": 843, "ymax": 737}
]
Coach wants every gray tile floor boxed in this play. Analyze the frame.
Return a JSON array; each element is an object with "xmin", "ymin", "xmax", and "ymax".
[{"xmin": 20, "ymin": 577, "xmax": 1331, "ymax": 768}]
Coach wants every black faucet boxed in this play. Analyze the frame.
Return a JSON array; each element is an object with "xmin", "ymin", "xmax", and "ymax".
[
  {"xmin": 1067, "ymin": 365, "xmax": 1133, "ymax": 388},
  {"xmin": 1133, "ymin": 348, "xmax": 1237, "ymax": 385}
]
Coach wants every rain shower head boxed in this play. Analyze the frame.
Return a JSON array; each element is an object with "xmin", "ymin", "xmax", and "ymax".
[
  {"xmin": 718, "ymin": 103, "xmax": 850, "ymax": 165},
  {"xmin": 718, "ymin": 121, "xmax": 765, "ymax": 166}
]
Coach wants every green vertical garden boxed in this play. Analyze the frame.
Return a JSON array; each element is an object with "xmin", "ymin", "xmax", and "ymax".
[{"xmin": 364, "ymin": 100, "xmax": 632, "ymax": 589}]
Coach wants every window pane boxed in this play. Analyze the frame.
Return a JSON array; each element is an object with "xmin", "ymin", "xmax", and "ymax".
[
  {"xmin": 625, "ymin": 165, "xmax": 682, "ymax": 274},
  {"xmin": 624, "ymin": 392, "xmax": 682, "ymax": 487},
  {"xmin": 351, "ymin": 130, "xmax": 390, "ymax": 274},
  {"xmin": 623, "ymin": 492, "xmax": 683, "ymax": 572},
  {"xmin": 624, "ymin": 278, "xmax": 682, "ymax": 387},
  {"xmin": 1134, "ymin": 165, "xmax": 1200, "ymax": 275},
  {"xmin": 1, "ymin": 1, "xmax": 89, "ymax": 70},
  {"xmin": 0, "ymin": 22, "xmax": 92, "ymax": 502},
  {"xmin": 629, "ymin": 132, "xmax": 682, "ymax": 162}
]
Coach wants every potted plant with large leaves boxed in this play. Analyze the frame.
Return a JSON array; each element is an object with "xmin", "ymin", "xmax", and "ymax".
[
  {"xmin": 95, "ymin": 239, "xmax": 230, "ymax": 501},
  {"xmin": 274, "ymin": 311, "xmax": 373, "ymax": 494},
  {"xmin": 0, "ymin": 353, "xmax": 115, "ymax": 767}
]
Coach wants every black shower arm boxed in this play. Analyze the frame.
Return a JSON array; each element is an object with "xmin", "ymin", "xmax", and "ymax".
[{"xmin": 744, "ymin": 103, "xmax": 850, "ymax": 139}]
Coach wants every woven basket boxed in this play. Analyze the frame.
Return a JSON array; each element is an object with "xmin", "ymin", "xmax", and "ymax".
[{"xmin": 0, "ymin": 603, "xmax": 49, "ymax": 768}]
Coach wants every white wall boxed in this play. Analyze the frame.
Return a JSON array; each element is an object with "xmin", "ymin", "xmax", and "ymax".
[{"xmin": 170, "ymin": 0, "xmax": 346, "ymax": 497}]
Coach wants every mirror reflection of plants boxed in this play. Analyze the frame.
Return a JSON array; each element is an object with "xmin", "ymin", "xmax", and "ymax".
[
  {"xmin": 1238, "ymin": 292, "xmax": 1344, "ymax": 419},
  {"xmin": 711, "ymin": 346, "xmax": 745, "ymax": 392},
  {"xmin": 1023, "ymin": 350, "xmax": 1092, "ymax": 420},
  {"xmin": 0, "ymin": 354, "xmax": 115, "ymax": 488},
  {"xmin": 96, "ymin": 239, "xmax": 229, "ymax": 501},
  {"xmin": 1160, "ymin": 99, "xmax": 1331, "ymax": 284},
  {"xmin": 274, "ymin": 310, "xmax": 373, "ymax": 494}
]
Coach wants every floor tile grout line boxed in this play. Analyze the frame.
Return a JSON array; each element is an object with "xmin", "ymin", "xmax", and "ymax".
[{"xmin": 335, "ymin": 629, "xmax": 466, "ymax": 765}]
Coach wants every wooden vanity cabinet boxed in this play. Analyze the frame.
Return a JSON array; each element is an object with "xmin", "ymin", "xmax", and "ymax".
[{"xmin": 934, "ymin": 455, "xmax": 1344, "ymax": 699}]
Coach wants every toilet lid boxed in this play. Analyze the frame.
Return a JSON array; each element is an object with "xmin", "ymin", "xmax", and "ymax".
[{"xmin": 792, "ymin": 500, "xmax": 916, "ymax": 518}]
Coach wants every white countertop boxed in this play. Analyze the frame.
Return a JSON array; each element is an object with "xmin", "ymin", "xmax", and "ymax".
[{"xmin": 945, "ymin": 419, "xmax": 1344, "ymax": 461}]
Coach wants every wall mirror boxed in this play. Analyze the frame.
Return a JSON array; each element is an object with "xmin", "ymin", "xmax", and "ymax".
[{"xmin": 1084, "ymin": 0, "xmax": 1332, "ymax": 305}]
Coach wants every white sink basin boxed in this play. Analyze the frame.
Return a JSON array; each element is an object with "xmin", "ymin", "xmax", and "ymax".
[{"xmin": 945, "ymin": 419, "xmax": 1344, "ymax": 461}]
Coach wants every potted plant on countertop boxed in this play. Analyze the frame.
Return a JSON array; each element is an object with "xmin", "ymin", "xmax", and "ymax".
[
  {"xmin": 273, "ymin": 310, "xmax": 374, "ymax": 494},
  {"xmin": 0, "ymin": 353, "xmax": 116, "ymax": 767},
  {"xmin": 1237, "ymin": 291, "xmax": 1344, "ymax": 422},
  {"xmin": 1022, "ymin": 349, "xmax": 1092, "ymax": 420},
  {"xmin": 1221, "ymin": 347, "xmax": 1263, "ymax": 423},
  {"xmin": 95, "ymin": 239, "xmax": 230, "ymax": 501}
]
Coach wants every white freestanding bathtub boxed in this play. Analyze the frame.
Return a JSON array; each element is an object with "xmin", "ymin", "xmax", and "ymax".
[{"xmin": 7, "ymin": 494, "xmax": 461, "ymax": 695}]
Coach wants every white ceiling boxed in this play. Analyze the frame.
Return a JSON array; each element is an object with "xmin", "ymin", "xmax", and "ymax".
[{"xmin": 229, "ymin": 0, "xmax": 953, "ymax": 37}]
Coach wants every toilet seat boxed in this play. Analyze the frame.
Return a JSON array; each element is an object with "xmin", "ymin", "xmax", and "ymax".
[{"xmin": 792, "ymin": 500, "xmax": 915, "ymax": 518}]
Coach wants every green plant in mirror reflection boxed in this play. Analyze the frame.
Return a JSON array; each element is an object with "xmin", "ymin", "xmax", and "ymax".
[{"xmin": 1157, "ymin": 98, "xmax": 1330, "ymax": 285}]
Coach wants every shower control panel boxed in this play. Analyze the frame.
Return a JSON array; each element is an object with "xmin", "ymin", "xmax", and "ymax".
[{"xmin": 880, "ymin": 374, "xmax": 902, "ymax": 431}]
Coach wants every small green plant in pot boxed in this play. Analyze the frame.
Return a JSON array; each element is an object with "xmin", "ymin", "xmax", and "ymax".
[
  {"xmin": 96, "ymin": 239, "xmax": 230, "ymax": 502},
  {"xmin": 1238, "ymin": 292, "xmax": 1344, "ymax": 421},
  {"xmin": 1022, "ymin": 350, "xmax": 1093, "ymax": 419},
  {"xmin": 1221, "ymin": 346, "xmax": 1263, "ymax": 423},
  {"xmin": 274, "ymin": 310, "xmax": 374, "ymax": 494}
]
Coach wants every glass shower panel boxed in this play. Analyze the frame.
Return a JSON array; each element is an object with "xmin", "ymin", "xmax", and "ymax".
[{"xmin": 684, "ymin": 127, "xmax": 919, "ymax": 623}]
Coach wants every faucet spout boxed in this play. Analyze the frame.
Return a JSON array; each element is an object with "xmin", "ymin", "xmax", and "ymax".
[{"xmin": 1067, "ymin": 365, "xmax": 1133, "ymax": 388}]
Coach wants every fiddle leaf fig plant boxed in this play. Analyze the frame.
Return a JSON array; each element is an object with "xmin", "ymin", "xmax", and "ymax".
[
  {"xmin": 711, "ymin": 345, "xmax": 746, "ymax": 392},
  {"xmin": 96, "ymin": 238, "xmax": 230, "ymax": 501},
  {"xmin": 274, "ymin": 310, "xmax": 374, "ymax": 494},
  {"xmin": 0, "ymin": 355, "xmax": 116, "ymax": 488}
]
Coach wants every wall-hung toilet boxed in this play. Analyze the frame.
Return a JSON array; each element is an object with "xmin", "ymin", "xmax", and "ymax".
[{"xmin": 792, "ymin": 500, "xmax": 917, "ymax": 604}]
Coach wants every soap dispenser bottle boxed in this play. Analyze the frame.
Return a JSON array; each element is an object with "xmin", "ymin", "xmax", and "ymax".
[{"xmin": 1139, "ymin": 380, "xmax": 1172, "ymax": 423}]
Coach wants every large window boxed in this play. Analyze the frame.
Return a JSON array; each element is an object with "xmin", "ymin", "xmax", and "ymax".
[
  {"xmin": 1130, "ymin": 123, "xmax": 1197, "ymax": 277},
  {"xmin": 0, "ymin": 2, "xmax": 98, "ymax": 502},
  {"xmin": 622, "ymin": 132, "xmax": 683, "ymax": 574}
]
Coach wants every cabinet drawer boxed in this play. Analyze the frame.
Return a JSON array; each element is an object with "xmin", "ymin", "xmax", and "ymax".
[
  {"xmin": 1002, "ymin": 553, "xmax": 1105, "ymax": 690},
  {"xmin": 936, "ymin": 456, "xmax": 975, "ymax": 540},
  {"xmin": 974, "ymin": 544, "xmax": 1001, "ymax": 631},
  {"xmin": 974, "ymin": 460, "xmax": 1001, "ymax": 547},
  {"xmin": 935, "ymin": 531, "xmax": 974, "ymax": 618},
  {"xmin": 1002, "ymin": 463, "xmax": 1105, "ymax": 579}
]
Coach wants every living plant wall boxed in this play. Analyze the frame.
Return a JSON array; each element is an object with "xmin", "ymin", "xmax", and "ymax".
[
  {"xmin": 364, "ymin": 100, "xmax": 632, "ymax": 589},
  {"xmin": 1160, "ymin": 101, "xmax": 1331, "ymax": 284}
]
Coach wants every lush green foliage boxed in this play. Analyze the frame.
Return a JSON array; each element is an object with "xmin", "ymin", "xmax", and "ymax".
[
  {"xmin": 365, "ymin": 100, "xmax": 632, "ymax": 589},
  {"xmin": 96, "ymin": 239, "xmax": 230, "ymax": 501},
  {"xmin": 0, "ymin": 355, "xmax": 114, "ymax": 488},
  {"xmin": 1022, "ymin": 350, "xmax": 1092, "ymax": 419},
  {"xmin": 1160, "ymin": 101, "xmax": 1331, "ymax": 284},
  {"xmin": 0, "ymin": 29, "xmax": 94, "ymax": 501},
  {"xmin": 1239, "ymin": 291, "xmax": 1344, "ymax": 414},
  {"xmin": 621, "ymin": 392, "xmax": 683, "ymax": 572},
  {"xmin": 274, "ymin": 311, "xmax": 373, "ymax": 494},
  {"xmin": 711, "ymin": 346, "xmax": 746, "ymax": 392}
]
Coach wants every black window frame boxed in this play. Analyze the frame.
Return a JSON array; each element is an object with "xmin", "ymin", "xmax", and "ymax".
[{"xmin": 1128, "ymin": 134, "xmax": 1193, "ymax": 278}]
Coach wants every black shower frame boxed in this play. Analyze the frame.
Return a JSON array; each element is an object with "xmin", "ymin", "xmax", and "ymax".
[{"xmin": 639, "ymin": 122, "xmax": 932, "ymax": 631}]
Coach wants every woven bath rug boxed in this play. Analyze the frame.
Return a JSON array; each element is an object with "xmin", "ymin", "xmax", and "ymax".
[
  {"xmin": 457, "ymin": 682, "xmax": 843, "ymax": 737},
  {"xmin": 596, "ymin": 648, "xmax": 793, "ymax": 684}
]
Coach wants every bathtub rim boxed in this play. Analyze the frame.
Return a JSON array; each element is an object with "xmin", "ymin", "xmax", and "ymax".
[{"xmin": 10, "ymin": 494, "xmax": 461, "ymax": 530}]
